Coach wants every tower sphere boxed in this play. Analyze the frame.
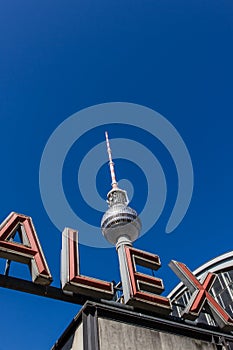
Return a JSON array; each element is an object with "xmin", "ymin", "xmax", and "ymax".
[{"xmin": 101, "ymin": 189, "xmax": 141, "ymax": 245}]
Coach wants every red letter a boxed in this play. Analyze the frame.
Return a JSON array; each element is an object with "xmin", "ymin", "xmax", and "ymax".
[{"xmin": 0, "ymin": 212, "xmax": 52, "ymax": 285}]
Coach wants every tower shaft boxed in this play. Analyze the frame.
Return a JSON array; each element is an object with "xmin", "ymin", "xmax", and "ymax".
[{"xmin": 116, "ymin": 236, "xmax": 132, "ymax": 303}]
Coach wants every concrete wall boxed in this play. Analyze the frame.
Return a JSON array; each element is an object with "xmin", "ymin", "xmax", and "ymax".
[
  {"xmin": 71, "ymin": 323, "xmax": 83, "ymax": 350},
  {"xmin": 98, "ymin": 318, "xmax": 217, "ymax": 350}
]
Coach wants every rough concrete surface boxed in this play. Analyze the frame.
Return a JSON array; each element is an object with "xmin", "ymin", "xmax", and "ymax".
[{"xmin": 98, "ymin": 318, "xmax": 217, "ymax": 350}]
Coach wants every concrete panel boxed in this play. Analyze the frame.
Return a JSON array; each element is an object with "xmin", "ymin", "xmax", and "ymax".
[
  {"xmin": 72, "ymin": 323, "xmax": 83, "ymax": 350},
  {"xmin": 98, "ymin": 318, "xmax": 217, "ymax": 350}
]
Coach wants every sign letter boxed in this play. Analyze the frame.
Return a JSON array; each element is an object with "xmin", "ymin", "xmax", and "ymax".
[
  {"xmin": 61, "ymin": 228, "xmax": 114, "ymax": 299},
  {"xmin": 0, "ymin": 212, "xmax": 52, "ymax": 285},
  {"xmin": 124, "ymin": 246, "xmax": 171, "ymax": 314},
  {"xmin": 169, "ymin": 260, "xmax": 233, "ymax": 331}
]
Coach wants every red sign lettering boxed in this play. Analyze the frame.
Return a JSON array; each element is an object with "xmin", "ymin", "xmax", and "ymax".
[
  {"xmin": 61, "ymin": 228, "xmax": 114, "ymax": 299},
  {"xmin": 0, "ymin": 212, "xmax": 52, "ymax": 285},
  {"xmin": 125, "ymin": 246, "xmax": 171, "ymax": 314},
  {"xmin": 169, "ymin": 260, "xmax": 233, "ymax": 331}
]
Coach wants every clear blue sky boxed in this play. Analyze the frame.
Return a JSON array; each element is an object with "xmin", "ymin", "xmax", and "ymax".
[{"xmin": 0, "ymin": 1, "xmax": 233, "ymax": 348}]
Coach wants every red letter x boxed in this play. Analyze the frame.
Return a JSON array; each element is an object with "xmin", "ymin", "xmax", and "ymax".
[{"xmin": 169, "ymin": 260, "xmax": 233, "ymax": 331}]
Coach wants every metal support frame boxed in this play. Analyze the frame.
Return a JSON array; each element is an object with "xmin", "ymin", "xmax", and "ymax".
[
  {"xmin": 0, "ymin": 273, "xmax": 97, "ymax": 305},
  {"xmin": 4, "ymin": 235, "xmax": 14, "ymax": 276}
]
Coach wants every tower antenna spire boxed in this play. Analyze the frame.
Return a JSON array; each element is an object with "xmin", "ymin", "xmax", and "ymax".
[{"xmin": 105, "ymin": 131, "xmax": 118, "ymax": 189}]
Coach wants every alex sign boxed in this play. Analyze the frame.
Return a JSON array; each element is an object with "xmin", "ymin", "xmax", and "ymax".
[{"xmin": 0, "ymin": 212, "xmax": 233, "ymax": 331}]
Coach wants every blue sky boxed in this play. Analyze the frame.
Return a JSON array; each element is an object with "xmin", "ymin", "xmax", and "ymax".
[{"xmin": 0, "ymin": 1, "xmax": 233, "ymax": 348}]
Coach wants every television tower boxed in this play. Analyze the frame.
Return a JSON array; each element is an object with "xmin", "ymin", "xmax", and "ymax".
[{"xmin": 101, "ymin": 132, "xmax": 141, "ymax": 301}]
